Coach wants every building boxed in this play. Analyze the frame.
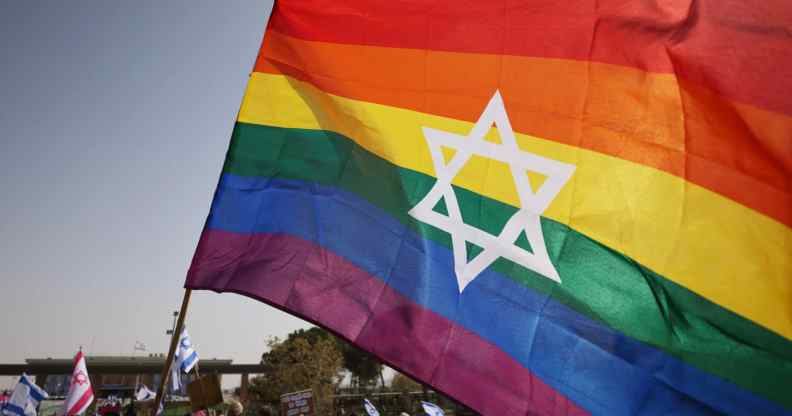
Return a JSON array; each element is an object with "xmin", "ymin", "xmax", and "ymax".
[
  {"xmin": 1, "ymin": 356, "xmax": 263, "ymax": 403},
  {"xmin": 24, "ymin": 355, "xmax": 233, "ymax": 397}
]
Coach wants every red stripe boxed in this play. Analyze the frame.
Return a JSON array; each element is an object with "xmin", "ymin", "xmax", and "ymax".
[
  {"xmin": 67, "ymin": 389, "xmax": 93, "ymax": 416},
  {"xmin": 268, "ymin": 0, "xmax": 792, "ymax": 115},
  {"xmin": 186, "ymin": 230, "xmax": 587, "ymax": 415},
  {"xmin": 72, "ymin": 351, "xmax": 83, "ymax": 367}
]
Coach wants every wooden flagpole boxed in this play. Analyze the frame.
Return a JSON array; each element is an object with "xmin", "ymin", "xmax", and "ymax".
[{"xmin": 153, "ymin": 288, "xmax": 192, "ymax": 415}]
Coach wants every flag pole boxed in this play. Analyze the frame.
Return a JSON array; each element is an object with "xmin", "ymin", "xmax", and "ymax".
[{"xmin": 153, "ymin": 288, "xmax": 192, "ymax": 415}]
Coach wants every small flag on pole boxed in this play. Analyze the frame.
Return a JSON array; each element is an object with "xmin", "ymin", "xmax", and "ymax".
[
  {"xmin": 63, "ymin": 351, "xmax": 93, "ymax": 416},
  {"xmin": 135, "ymin": 385, "xmax": 155, "ymax": 402},
  {"xmin": 362, "ymin": 399, "xmax": 379, "ymax": 416},
  {"xmin": 1, "ymin": 374, "xmax": 48, "ymax": 416},
  {"xmin": 171, "ymin": 328, "xmax": 199, "ymax": 392},
  {"xmin": 420, "ymin": 402, "xmax": 444, "ymax": 416},
  {"xmin": 176, "ymin": 329, "xmax": 199, "ymax": 373}
]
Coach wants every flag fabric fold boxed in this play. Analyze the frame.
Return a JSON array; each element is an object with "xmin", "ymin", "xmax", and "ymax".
[
  {"xmin": 170, "ymin": 354, "xmax": 182, "ymax": 393},
  {"xmin": 186, "ymin": 1, "xmax": 792, "ymax": 414}
]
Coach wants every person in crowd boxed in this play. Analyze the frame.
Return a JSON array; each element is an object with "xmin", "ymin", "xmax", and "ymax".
[{"xmin": 227, "ymin": 400, "xmax": 243, "ymax": 416}]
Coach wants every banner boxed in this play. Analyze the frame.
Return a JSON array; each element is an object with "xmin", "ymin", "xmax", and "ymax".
[{"xmin": 279, "ymin": 390, "xmax": 313, "ymax": 416}]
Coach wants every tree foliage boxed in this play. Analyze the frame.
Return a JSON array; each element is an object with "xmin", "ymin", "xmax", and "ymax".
[
  {"xmin": 286, "ymin": 327, "xmax": 332, "ymax": 345},
  {"xmin": 281, "ymin": 327, "xmax": 384, "ymax": 388},
  {"xmin": 250, "ymin": 329, "xmax": 344, "ymax": 415},
  {"xmin": 390, "ymin": 373, "xmax": 422, "ymax": 393},
  {"xmin": 337, "ymin": 343, "xmax": 383, "ymax": 388},
  {"xmin": 249, "ymin": 326, "xmax": 397, "ymax": 414}
]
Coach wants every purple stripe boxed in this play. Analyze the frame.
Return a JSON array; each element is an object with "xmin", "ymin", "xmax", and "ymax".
[{"xmin": 187, "ymin": 230, "xmax": 587, "ymax": 416}]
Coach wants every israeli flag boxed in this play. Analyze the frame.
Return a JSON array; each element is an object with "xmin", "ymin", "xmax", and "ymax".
[
  {"xmin": 421, "ymin": 402, "xmax": 444, "ymax": 416},
  {"xmin": 2, "ymin": 374, "xmax": 48, "ymax": 416},
  {"xmin": 362, "ymin": 399, "xmax": 380, "ymax": 416},
  {"xmin": 135, "ymin": 385, "xmax": 155, "ymax": 401},
  {"xmin": 176, "ymin": 328, "xmax": 199, "ymax": 373}
]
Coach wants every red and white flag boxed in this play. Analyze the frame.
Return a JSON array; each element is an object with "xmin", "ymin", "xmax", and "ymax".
[{"xmin": 63, "ymin": 351, "xmax": 93, "ymax": 415}]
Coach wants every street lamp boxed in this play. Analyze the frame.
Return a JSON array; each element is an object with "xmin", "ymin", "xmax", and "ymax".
[{"xmin": 166, "ymin": 311, "xmax": 178, "ymax": 335}]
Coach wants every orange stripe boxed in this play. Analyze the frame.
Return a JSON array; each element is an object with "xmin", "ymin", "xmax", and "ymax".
[
  {"xmin": 255, "ymin": 31, "xmax": 792, "ymax": 227},
  {"xmin": 268, "ymin": 0, "xmax": 792, "ymax": 115}
]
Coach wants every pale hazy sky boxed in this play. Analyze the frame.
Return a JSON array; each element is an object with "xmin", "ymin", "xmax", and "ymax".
[{"xmin": 0, "ymin": 1, "xmax": 312, "ymax": 387}]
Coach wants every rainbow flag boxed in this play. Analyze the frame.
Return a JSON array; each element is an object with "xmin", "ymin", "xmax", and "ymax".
[{"xmin": 186, "ymin": 1, "xmax": 792, "ymax": 414}]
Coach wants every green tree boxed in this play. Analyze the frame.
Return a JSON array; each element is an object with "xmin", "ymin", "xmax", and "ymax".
[
  {"xmin": 286, "ymin": 327, "xmax": 332, "ymax": 345},
  {"xmin": 285, "ymin": 327, "xmax": 384, "ymax": 389},
  {"xmin": 337, "ymin": 342, "xmax": 383, "ymax": 389},
  {"xmin": 250, "ymin": 329, "xmax": 344, "ymax": 415}
]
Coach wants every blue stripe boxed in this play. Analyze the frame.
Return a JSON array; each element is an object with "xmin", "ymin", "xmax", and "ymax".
[
  {"xmin": 206, "ymin": 173, "xmax": 789, "ymax": 416},
  {"xmin": 19, "ymin": 376, "xmax": 45, "ymax": 403},
  {"xmin": 2, "ymin": 403, "xmax": 26, "ymax": 416},
  {"xmin": 180, "ymin": 351, "xmax": 198, "ymax": 372}
]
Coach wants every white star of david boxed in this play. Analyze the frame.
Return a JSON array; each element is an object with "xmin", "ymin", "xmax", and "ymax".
[{"xmin": 408, "ymin": 91, "xmax": 576, "ymax": 292}]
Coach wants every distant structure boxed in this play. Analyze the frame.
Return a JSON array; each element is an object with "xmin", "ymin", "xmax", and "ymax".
[
  {"xmin": 0, "ymin": 355, "xmax": 263, "ymax": 402},
  {"xmin": 20, "ymin": 355, "xmax": 232, "ymax": 396}
]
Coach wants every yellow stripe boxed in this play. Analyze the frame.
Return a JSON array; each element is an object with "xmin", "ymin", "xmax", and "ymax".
[{"xmin": 238, "ymin": 72, "xmax": 792, "ymax": 340}]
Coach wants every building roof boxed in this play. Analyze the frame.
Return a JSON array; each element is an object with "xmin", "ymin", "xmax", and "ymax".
[
  {"xmin": 1, "ymin": 356, "xmax": 264, "ymax": 376},
  {"xmin": 25, "ymin": 355, "xmax": 233, "ymax": 365}
]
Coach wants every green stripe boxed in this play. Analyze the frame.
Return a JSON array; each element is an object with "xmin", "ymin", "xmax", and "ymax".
[{"xmin": 224, "ymin": 122, "xmax": 792, "ymax": 406}]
